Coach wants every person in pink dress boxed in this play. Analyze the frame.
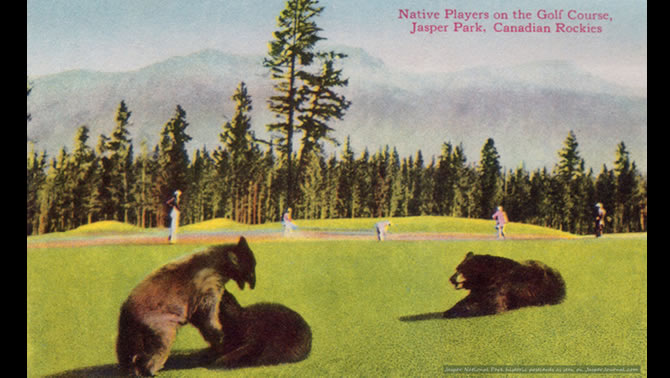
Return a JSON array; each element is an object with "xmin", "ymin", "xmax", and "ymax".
[{"xmin": 492, "ymin": 206, "xmax": 508, "ymax": 239}]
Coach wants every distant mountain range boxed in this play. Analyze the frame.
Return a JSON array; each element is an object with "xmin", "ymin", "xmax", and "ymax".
[{"xmin": 27, "ymin": 46, "xmax": 647, "ymax": 172}]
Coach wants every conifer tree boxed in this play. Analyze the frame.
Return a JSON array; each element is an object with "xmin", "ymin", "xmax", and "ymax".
[
  {"xmin": 613, "ymin": 142, "xmax": 639, "ymax": 232},
  {"xmin": 353, "ymin": 148, "xmax": 371, "ymax": 217},
  {"xmin": 98, "ymin": 100, "xmax": 134, "ymax": 222},
  {"xmin": 555, "ymin": 131, "xmax": 587, "ymax": 233},
  {"xmin": 450, "ymin": 144, "xmax": 471, "ymax": 217},
  {"xmin": 456, "ymin": 164, "xmax": 479, "ymax": 218},
  {"xmin": 296, "ymin": 51, "xmax": 350, "ymax": 176},
  {"xmin": 422, "ymin": 157, "xmax": 437, "ymax": 215},
  {"xmin": 265, "ymin": 0, "xmax": 347, "ymax": 209},
  {"xmin": 336, "ymin": 136, "xmax": 355, "ymax": 218},
  {"xmin": 397, "ymin": 157, "xmax": 412, "ymax": 217},
  {"xmin": 637, "ymin": 174, "xmax": 647, "ymax": 231},
  {"xmin": 132, "ymin": 140, "xmax": 157, "ymax": 227},
  {"xmin": 260, "ymin": 147, "xmax": 278, "ymax": 222},
  {"xmin": 218, "ymin": 82, "xmax": 261, "ymax": 223},
  {"xmin": 156, "ymin": 105, "xmax": 192, "ymax": 226},
  {"xmin": 407, "ymin": 151, "xmax": 425, "ymax": 216},
  {"xmin": 89, "ymin": 134, "xmax": 111, "ymax": 222},
  {"xmin": 370, "ymin": 146, "xmax": 391, "ymax": 217},
  {"xmin": 388, "ymin": 147, "xmax": 403, "ymax": 217},
  {"xmin": 200, "ymin": 147, "xmax": 220, "ymax": 222},
  {"xmin": 38, "ymin": 148, "xmax": 69, "ymax": 233},
  {"xmin": 299, "ymin": 148, "xmax": 325, "ymax": 219},
  {"xmin": 323, "ymin": 154, "xmax": 339, "ymax": 219},
  {"xmin": 434, "ymin": 142, "xmax": 453, "ymax": 215},
  {"xmin": 504, "ymin": 165, "xmax": 531, "ymax": 223},
  {"xmin": 477, "ymin": 138, "xmax": 502, "ymax": 218},
  {"xmin": 435, "ymin": 142, "xmax": 467, "ymax": 216},
  {"xmin": 213, "ymin": 146, "xmax": 232, "ymax": 218},
  {"xmin": 594, "ymin": 164, "xmax": 615, "ymax": 232},
  {"xmin": 577, "ymin": 167, "xmax": 596, "ymax": 234},
  {"xmin": 557, "ymin": 131, "xmax": 582, "ymax": 179},
  {"xmin": 27, "ymin": 143, "xmax": 47, "ymax": 235},
  {"xmin": 69, "ymin": 126, "xmax": 97, "ymax": 227},
  {"xmin": 187, "ymin": 148, "xmax": 217, "ymax": 224},
  {"xmin": 529, "ymin": 168, "xmax": 552, "ymax": 227}
]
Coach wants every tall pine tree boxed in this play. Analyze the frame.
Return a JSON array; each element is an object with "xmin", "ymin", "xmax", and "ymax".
[
  {"xmin": 156, "ymin": 105, "xmax": 192, "ymax": 227},
  {"xmin": 613, "ymin": 142, "xmax": 639, "ymax": 232},
  {"xmin": 296, "ymin": 51, "xmax": 350, "ymax": 176},
  {"xmin": 98, "ymin": 101, "xmax": 134, "ymax": 222},
  {"xmin": 265, "ymin": 0, "xmax": 348, "ymax": 210},
  {"xmin": 218, "ymin": 82, "xmax": 262, "ymax": 223},
  {"xmin": 69, "ymin": 125, "xmax": 97, "ymax": 227},
  {"xmin": 477, "ymin": 138, "xmax": 502, "ymax": 218},
  {"xmin": 555, "ymin": 131, "xmax": 587, "ymax": 233}
]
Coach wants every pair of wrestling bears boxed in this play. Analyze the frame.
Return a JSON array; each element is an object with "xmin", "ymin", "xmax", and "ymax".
[
  {"xmin": 116, "ymin": 236, "xmax": 566, "ymax": 376},
  {"xmin": 116, "ymin": 237, "xmax": 311, "ymax": 376}
]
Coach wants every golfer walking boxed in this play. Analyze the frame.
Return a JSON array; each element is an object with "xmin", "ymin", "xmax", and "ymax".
[
  {"xmin": 492, "ymin": 206, "xmax": 508, "ymax": 239},
  {"xmin": 166, "ymin": 189, "xmax": 182, "ymax": 243}
]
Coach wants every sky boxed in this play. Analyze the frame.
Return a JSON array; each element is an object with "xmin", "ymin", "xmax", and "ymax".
[{"xmin": 27, "ymin": 0, "xmax": 646, "ymax": 89}]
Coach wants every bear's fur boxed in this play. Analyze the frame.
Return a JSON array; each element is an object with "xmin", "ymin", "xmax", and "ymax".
[
  {"xmin": 443, "ymin": 251, "xmax": 566, "ymax": 318},
  {"xmin": 116, "ymin": 237, "xmax": 257, "ymax": 376},
  {"xmin": 205, "ymin": 289, "xmax": 312, "ymax": 368}
]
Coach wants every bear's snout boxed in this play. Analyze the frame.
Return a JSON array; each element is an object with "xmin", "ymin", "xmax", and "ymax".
[{"xmin": 450, "ymin": 272, "xmax": 466, "ymax": 289}]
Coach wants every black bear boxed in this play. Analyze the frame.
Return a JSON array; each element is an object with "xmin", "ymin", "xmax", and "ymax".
[
  {"xmin": 205, "ymin": 289, "xmax": 312, "ymax": 368},
  {"xmin": 116, "ymin": 237, "xmax": 257, "ymax": 376},
  {"xmin": 443, "ymin": 252, "xmax": 566, "ymax": 318}
]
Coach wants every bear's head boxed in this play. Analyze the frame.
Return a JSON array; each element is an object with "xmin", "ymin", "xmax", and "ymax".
[
  {"xmin": 219, "ymin": 289, "xmax": 244, "ymax": 321},
  {"xmin": 449, "ymin": 251, "xmax": 520, "ymax": 291},
  {"xmin": 219, "ymin": 236, "xmax": 257, "ymax": 290}
]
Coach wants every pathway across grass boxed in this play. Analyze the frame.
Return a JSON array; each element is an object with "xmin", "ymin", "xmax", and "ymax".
[{"xmin": 27, "ymin": 217, "xmax": 578, "ymax": 249}]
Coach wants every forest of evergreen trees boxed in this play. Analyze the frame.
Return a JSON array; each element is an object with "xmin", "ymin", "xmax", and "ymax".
[
  {"xmin": 26, "ymin": 92, "xmax": 647, "ymax": 236},
  {"xmin": 26, "ymin": 0, "xmax": 647, "ymax": 237}
]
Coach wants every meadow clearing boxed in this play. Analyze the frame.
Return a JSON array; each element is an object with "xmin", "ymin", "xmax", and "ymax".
[{"xmin": 27, "ymin": 217, "xmax": 646, "ymax": 377}]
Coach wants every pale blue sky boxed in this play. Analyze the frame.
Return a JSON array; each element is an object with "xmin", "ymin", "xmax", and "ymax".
[{"xmin": 27, "ymin": 0, "xmax": 646, "ymax": 88}]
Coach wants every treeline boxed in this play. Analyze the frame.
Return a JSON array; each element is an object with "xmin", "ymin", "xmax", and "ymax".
[{"xmin": 26, "ymin": 93, "xmax": 646, "ymax": 236}]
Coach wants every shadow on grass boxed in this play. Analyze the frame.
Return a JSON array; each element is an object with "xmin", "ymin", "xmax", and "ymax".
[
  {"xmin": 46, "ymin": 364, "xmax": 124, "ymax": 377},
  {"xmin": 46, "ymin": 349, "xmax": 224, "ymax": 377},
  {"xmin": 47, "ymin": 347, "xmax": 304, "ymax": 377},
  {"xmin": 398, "ymin": 311, "xmax": 445, "ymax": 322}
]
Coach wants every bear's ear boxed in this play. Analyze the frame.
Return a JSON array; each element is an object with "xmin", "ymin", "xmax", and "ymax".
[
  {"xmin": 465, "ymin": 251, "xmax": 475, "ymax": 259},
  {"xmin": 237, "ymin": 236, "xmax": 248, "ymax": 248}
]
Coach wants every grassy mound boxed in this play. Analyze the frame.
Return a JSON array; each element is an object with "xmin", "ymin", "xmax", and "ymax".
[{"xmin": 67, "ymin": 220, "xmax": 144, "ymax": 234}]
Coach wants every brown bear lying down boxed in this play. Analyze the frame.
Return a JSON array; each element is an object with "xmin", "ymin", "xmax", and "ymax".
[
  {"xmin": 443, "ymin": 252, "xmax": 566, "ymax": 318},
  {"xmin": 202, "ymin": 289, "xmax": 312, "ymax": 368},
  {"xmin": 116, "ymin": 237, "xmax": 256, "ymax": 376}
]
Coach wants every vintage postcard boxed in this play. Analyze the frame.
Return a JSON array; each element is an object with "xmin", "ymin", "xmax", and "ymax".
[{"xmin": 27, "ymin": 0, "xmax": 646, "ymax": 376}]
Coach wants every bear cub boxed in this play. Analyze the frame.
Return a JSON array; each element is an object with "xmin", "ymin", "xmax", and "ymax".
[
  {"xmin": 443, "ymin": 251, "xmax": 566, "ymax": 318},
  {"xmin": 116, "ymin": 237, "xmax": 256, "ymax": 376},
  {"xmin": 205, "ymin": 289, "xmax": 312, "ymax": 368}
]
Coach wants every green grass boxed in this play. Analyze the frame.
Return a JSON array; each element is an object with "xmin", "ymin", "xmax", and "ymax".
[{"xmin": 27, "ymin": 220, "xmax": 646, "ymax": 377}]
